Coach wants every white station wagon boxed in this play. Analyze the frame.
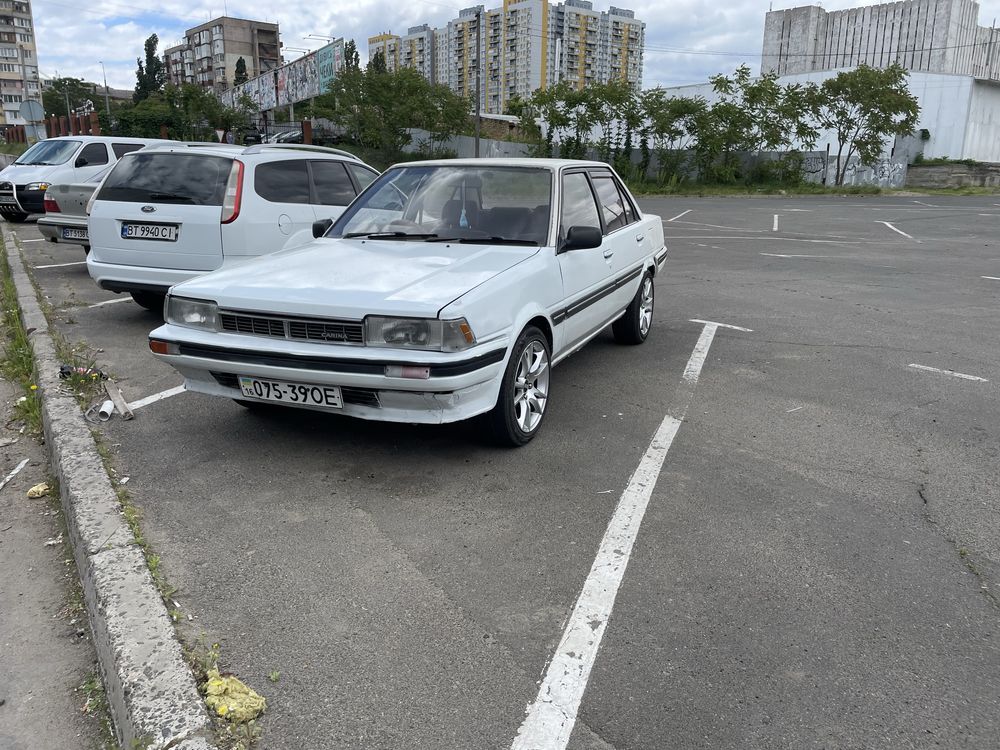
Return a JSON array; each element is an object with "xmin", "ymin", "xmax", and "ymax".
[{"xmin": 149, "ymin": 159, "xmax": 667, "ymax": 445}]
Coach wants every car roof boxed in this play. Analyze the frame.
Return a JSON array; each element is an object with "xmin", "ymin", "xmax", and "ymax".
[
  {"xmin": 40, "ymin": 135, "xmax": 180, "ymax": 145},
  {"xmin": 386, "ymin": 157, "xmax": 612, "ymax": 171},
  {"xmin": 139, "ymin": 142, "xmax": 365, "ymax": 162}
]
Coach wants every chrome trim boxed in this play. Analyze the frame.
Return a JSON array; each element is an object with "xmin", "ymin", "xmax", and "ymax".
[{"xmin": 218, "ymin": 310, "xmax": 365, "ymax": 345}]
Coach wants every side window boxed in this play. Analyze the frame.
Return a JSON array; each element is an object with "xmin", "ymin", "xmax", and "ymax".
[
  {"xmin": 254, "ymin": 160, "xmax": 310, "ymax": 204},
  {"xmin": 112, "ymin": 143, "xmax": 144, "ymax": 159},
  {"xmin": 615, "ymin": 178, "xmax": 638, "ymax": 224},
  {"xmin": 349, "ymin": 164, "xmax": 378, "ymax": 190},
  {"xmin": 78, "ymin": 142, "xmax": 109, "ymax": 167},
  {"xmin": 560, "ymin": 172, "xmax": 601, "ymax": 239},
  {"xmin": 591, "ymin": 175, "xmax": 628, "ymax": 234},
  {"xmin": 310, "ymin": 160, "xmax": 356, "ymax": 206}
]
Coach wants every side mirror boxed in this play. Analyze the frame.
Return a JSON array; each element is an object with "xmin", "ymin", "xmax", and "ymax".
[
  {"xmin": 74, "ymin": 157, "xmax": 88, "ymax": 168},
  {"xmin": 312, "ymin": 218, "xmax": 334, "ymax": 238},
  {"xmin": 561, "ymin": 225, "xmax": 603, "ymax": 252}
]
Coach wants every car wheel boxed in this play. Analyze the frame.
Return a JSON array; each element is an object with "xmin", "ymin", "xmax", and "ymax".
[
  {"xmin": 613, "ymin": 272, "xmax": 654, "ymax": 345},
  {"xmin": 130, "ymin": 290, "xmax": 165, "ymax": 313},
  {"xmin": 1, "ymin": 211, "xmax": 28, "ymax": 223},
  {"xmin": 487, "ymin": 325, "xmax": 551, "ymax": 446}
]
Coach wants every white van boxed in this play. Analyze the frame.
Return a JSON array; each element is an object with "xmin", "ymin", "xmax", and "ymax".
[{"xmin": 0, "ymin": 135, "xmax": 178, "ymax": 223}]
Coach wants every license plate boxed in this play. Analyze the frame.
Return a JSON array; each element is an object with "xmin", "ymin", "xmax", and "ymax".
[
  {"xmin": 238, "ymin": 376, "xmax": 343, "ymax": 409},
  {"xmin": 121, "ymin": 222, "xmax": 178, "ymax": 241},
  {"xmin": 62, "ymin": 227, "xmax": 89, "ymax": 240},
  {"xmin": 0, "ymin": 196, "xmax": 17, "ymax": 204}
]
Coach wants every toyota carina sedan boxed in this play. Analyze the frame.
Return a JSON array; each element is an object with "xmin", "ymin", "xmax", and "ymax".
[{"xmin": 149, "ymin": 159, "xmax": 667, "ymax": 445}]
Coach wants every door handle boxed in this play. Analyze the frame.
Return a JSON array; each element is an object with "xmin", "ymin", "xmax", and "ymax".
[
  {"xmin": 635, "ymin": 234, "xmax": 644, "ymax": 243},
  {"xmin": 603, "ymin": 249, "xmax": 614, "ymax": 259}
]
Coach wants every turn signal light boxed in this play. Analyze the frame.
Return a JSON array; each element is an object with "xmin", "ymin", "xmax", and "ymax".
[
  {"xmin": 385, "ymin": 365, "xmax": 430, "ymax": 379},
  {"xmin": 149, "ymin": 339, "xmax": 178, "ymax": 355}
]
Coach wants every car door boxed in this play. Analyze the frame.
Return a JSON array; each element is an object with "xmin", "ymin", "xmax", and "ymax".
[
  {"xmin": 246, "ymin": 159, "xmax": 317, "ymax": 253},
  {"xmin": 73, "ymin": 142, "xmax": 110, "ymax": 182},
  {"xmin": 590, "ymin": 170, "xmax": 646, "ymax": 312},
  {"xmin": 555, "ymin": 169, "xmax": 616, "ymax": 351},
  {"xmin": 308, "ymin": 160, "xmax": 360, "ymax": 223}
]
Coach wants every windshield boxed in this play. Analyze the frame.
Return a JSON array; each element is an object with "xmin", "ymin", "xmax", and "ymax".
[
  {"xmin": 14, "ymin": 139, "xmax": 81, "ymax": 166},
  {"xmin": 331, "ymin": 165, "xmax": 552, "ymax": 246}
]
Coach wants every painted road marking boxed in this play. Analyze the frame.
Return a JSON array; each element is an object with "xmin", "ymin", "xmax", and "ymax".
[
  {"xmin": 665, "ymin": 209, "xmax": 692, "ymax": 222},
  {"xmin": 664, "ymin": 235, "xmax": 859, "ymax": 245},
  {"xmin": 908, "ymin": 364, "xmax": 988, "ymax": 383},
  {"xmin": 760, "ymin": 252, "xmax": 830, "ymax": 258},
  {"xmin": 127, "ymin": 385, "xmax": 187, "ymax": 411},
  {"xmin": 34, "ymin": 260, "xmax": 87, "ymax": 269},
  {"xmin": 511, "ymin": 319, "xmax": 750, "ymax": 750},
  {"xmin": 878, "ymin": 221, "xmax": 916, "ymax": 240},
  {"xmin": 772, "ymin": 214, "xmax": 779, "ymax": 232},
  {"xmin": 0, "ymin": 458, "xmax": 30, "ymax": 493},
  {"xmin": 981, "ymin": 276, "xmax": 1000, "ymax": 281},
  {"xmin": 88, "ymin": 297, "xmax": 132, "ymax": 308},
  {"xmin": 20, "ymin": 238, "xmax": 47, "ymax": 243}
]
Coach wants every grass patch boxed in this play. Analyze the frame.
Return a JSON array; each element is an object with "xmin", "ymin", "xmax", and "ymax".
[
  {"xmin": 79, "ymin": 672, "xmax": 117, "ymax": 749},
  {"xmin": 0, "ymin": 142, "xmax": 27, "ymax": 157},
  {"xmin": 0, "ymin": 242, "xmax": 43, "ymax": 435}
]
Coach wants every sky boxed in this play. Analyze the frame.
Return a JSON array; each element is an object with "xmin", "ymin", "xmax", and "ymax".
[{"xmin": 31, "ymin": 0, "xmax": 1000, "ymax": 93}]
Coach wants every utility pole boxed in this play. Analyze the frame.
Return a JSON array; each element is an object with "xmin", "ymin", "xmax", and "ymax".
[
  {"xmin": 99, "ymin": 61, "xmax": 111, "ymax": 118},
  {"xmin": 474, "ymin": 7, "xmax": 481, "ymax": 158}
]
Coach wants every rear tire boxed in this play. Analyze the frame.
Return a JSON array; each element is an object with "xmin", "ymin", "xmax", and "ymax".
[
  {"xmin": 130, "ymin": 290, "xmax": 166, "ymax": 313},
  {"xmin": 486, "ymin": 325, "xmax": 551, "ymax": 447},
  {"xmin": 1, "ymin": 211, "xmax": 28, "ymax": 223},
  {"xmin": 612, "ymin": 272, "xmax": 654, "ymax": 345}
]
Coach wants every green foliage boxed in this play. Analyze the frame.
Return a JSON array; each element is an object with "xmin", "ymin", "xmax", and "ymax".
[
  {"xmin": 812, "ymin": 63, "xmax": 920, "ymax": 185},
  {"xmin": 112, "ymin": 83, "xmax": 255, "ymax": 141},
  {"xmin": 134, "ymin": 34, "xmax": 166, "ymax": 103},
  {"xmin": 43, "ymin": 77, "xmax": 98, "ymax": 119},
  {"xmin": 234, "ymin": 57, "xmax": 249, "ymax": 86},
  {"xmin": 640, "ymin": 89, "xmax": 705, "ymax": 183},
  {"xmin": 343, "ymin": 40, "xmax": 361, "ymax": 74},
  {"xmin": 368, "ymin": 50, "xmax": 387, "ymax": 74}
]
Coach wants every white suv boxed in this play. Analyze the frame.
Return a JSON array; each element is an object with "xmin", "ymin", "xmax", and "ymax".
[{"xmin": 86, "ymin": 144, "xmax": 379, "ymax": 310}]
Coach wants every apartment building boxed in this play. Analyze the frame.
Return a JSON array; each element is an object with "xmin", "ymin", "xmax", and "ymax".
[
  {"xmin": 369, "ymin": 0, "xmax": 645, "ymax": 114},
  {"xmin": 0, "ymin": 0, "xmax": 40, "ymax": 127},
  {"xmin": 762, "ymin": 0, "xmax": 1000, "ymax": 80},
  {"xmin": 165, "ymin": 16, "xmax": 281, "ymax": 93}
]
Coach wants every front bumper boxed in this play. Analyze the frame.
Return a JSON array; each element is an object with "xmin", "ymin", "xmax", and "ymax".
[
  {"xmin": 0, "ymin": 186, "xmax": 46, "ymax": 215},
  {"xmin": 149, "ymin": 324, "xmax": 510, "ymax": 425}
]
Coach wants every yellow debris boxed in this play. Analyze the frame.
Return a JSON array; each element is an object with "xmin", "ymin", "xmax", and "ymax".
[
  {"xmin": 203, "ymin": 668, "xmax": 266, "ymax": 723},
  {"xmin": 26, "ymin": 482, "xmax": 50, "ymax": 498}
]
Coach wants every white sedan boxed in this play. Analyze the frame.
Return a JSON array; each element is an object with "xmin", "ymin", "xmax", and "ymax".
[{"xmin": 149, "ymin": 159, "xmax": 667, "ymax": 445}]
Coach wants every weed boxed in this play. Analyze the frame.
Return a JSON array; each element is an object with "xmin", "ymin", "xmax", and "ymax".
[
  {"xmin": 268, "ymin": 670, "xmax": 280, "ymax": 683},
  {"xmin": 79, "ymin": 672, "xmax": 117, "ymax": 748},
  {"xmin": 0, "ymin": 243, "xmax": 42, "ymax": 434}
]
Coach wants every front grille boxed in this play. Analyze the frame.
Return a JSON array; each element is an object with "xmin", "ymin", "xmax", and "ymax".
[
  {"xmin": 0, "ymin": 182, "xmax": 11, "ymax": 191},
  {"xmin": 218, "ymin": 311, "xmax": 363, "ymax": 345}
]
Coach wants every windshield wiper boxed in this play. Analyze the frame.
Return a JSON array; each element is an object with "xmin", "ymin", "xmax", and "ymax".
[
  {"xmin": 148, "ymin": 192, "xmax": 193, "ymax": 202},
  {"xmin": 427, "ymin": 236, "xmax": 539, "ymax": 246},
  {"xmin": 343, "ymin": 231, "xmax": 439, "ymax": 239},
  {"xmin": 14, "ymin": 160, "xmax": 51, "ymax": 166}
]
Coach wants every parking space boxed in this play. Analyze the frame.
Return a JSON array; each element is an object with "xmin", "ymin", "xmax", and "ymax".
[{"xmin": 7, "ymin": 194, "xmax": 1000, "ymax": 748}]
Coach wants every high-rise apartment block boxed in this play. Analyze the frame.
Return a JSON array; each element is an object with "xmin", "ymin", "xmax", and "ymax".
[
  {"xmin": 368, "ymin": 0, "xmax": 644, "ymax": 114},
  {"xmin": 0, "ymin": 0, "xmax": 41, "ymax": 128},
  {"xmin": 762, "ymin": 0, "xmax": 1000, "ymax": 80},
  {"xmin": 165, "ymin": 17, "xmax": 281, "ymax": 93}
]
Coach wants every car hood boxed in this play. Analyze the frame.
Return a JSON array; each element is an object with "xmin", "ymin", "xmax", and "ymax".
[
  {"xmin": 172, "ymin": 237, "xmax": 541, "ymax": 319},
  {"xmin": 0, "ymin": 164, "xmax": 58, "ymax": 184}
]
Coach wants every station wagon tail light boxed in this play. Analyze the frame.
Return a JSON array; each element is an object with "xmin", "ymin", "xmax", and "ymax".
[
  {"xmin": 220, "ymin": 159, "xmax": 244, "ymax": 224},
  {"xmin": 364, "ymin": 317, "xmax": 477, "ymax": 352},
  {"xmin": 43, "ymin": 196, "xmax": 60, "ymax": 213}
]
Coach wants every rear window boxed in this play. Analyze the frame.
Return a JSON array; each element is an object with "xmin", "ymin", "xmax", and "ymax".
[{"xmin": 97, "ymin": 153, "xmax": 231, "ymax": 206}]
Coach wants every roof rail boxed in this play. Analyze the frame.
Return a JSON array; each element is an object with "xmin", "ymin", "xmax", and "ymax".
[
  {"xmin": 141, "ymin": 142, "xmax": 242, "ymax": 150},
  {"xmin": 241, "ymin": 143, "xmax": 362, "ymax": 161}
]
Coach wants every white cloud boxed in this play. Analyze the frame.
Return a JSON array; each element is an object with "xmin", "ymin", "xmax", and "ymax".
[{"xmin": 31, "ymin": 0, "xmax": 1000, "ymax": 92}]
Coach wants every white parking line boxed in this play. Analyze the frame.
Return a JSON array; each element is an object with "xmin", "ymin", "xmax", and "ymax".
[
  {"xmin": 760, "ymin": 252, "xmax": 830, "ymax": 258},
  {"xmin": 772, "ymin": 214, "xmax": 779, "ymax": 232},
  {"xmin": 20, "ymin": 238, "xmax": 46, "ymax": 243},
  {"xmin": 511, "ymin": 319, "xmax": 751, "ymax": 750},
  {"xmin": 665, "ymin": 209, "xmax": 691, "ymax": 222},
  {"xmin": 982, "ymin": 276, "xmax": 1000, "ymax": 281},
  {"xmin": 126, "ymin": 385, "xmax": 187, "ymax": 411},
  {"xmin": 87, "ymin": 297, "xmax": 132, "ymax": 308},
  {"xmin": 664, "ymin": 235, "xmax": 859, "ymax": 245},
  {"xmin": 0, "ymin": 458, "xmax": 30, "ymax": 493},
  {"xmin": 908, "ymin": 364, "xmax": 988, "ymax": 383},
  {"xmin": 34, "ymin": 261, "xmax": 87, "ymax": 269},
  {"xmin": 878, "ymin": 221, "xmax": 916, "ymax": 240}
]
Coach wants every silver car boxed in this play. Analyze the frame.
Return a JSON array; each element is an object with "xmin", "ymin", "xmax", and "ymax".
[{"xmin": 37, "ymin": 167, "xmax": 112, "ymax": 253}]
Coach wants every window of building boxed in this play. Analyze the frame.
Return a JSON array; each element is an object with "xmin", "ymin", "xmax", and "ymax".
[
  {"xmin": 2, "ymin": 93, "xmax": 21, "ymax": 102},
  {"xmin": 17, "ymin": 33, "xmax": 30, "ymax": 42},
  {"xmin": 0, "ymin": 46, "xmax": 18, "ymax": 58}
]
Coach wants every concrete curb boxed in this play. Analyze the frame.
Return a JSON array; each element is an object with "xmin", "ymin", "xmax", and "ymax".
[{"xmin": 1, "ymin": 225, "xmax": 217, "ymax": 750}]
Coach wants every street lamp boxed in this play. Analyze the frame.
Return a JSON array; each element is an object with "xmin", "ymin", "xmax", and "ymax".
[
  {"xmin": 98, "ymin": 61, "xmax": 111, "ymax": 118},
  {"xmin": 284, "ymin": 47, "xmax": 309, "ymax": 59},
  {"xmin": 304, "ymin": 34, "xmax": 334, "ymax": 43}
]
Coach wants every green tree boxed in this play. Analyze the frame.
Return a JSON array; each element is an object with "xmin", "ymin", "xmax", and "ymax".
[
  {"xmin": 812, "ymin": 63, "xmax": 919, "ymax": 185},
  {"xmin": 640, "ymin": 90, "xmax": 706, "ymax": 184},
  {"xmin": 368, "ymin": 50, "xmax": 387, "ymax": 74},
  {"xmin": 233, "ymin": 57, "xmax": 249, "ymax": 86},
  {"xmin": 343, "ymin": 40, "xmax": 361, "ymax": 74},
  {"xmin": 43, "ymin": 77, "xmax": 97, "ymax": 118},
  {"xmin": 134, "ymin": 34, "xmax": 166, "ymax": 103}
]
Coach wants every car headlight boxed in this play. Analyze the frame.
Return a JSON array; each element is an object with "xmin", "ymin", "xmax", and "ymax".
[
  {"xmin": 166, "ymin": 296, "xmax": 219, "ymax": 330},
  {"xmin": 364, "ymin": 316, "xmax": 476, "ymax": 352},
  {"xmin": 25, "ymin": 182, "xmax": 51, "ymax": 191}
]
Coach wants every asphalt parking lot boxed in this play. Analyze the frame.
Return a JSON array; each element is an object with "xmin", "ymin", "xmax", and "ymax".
[{"xmin": 8, "ymin": 194, "xmax": 1000, "ymax": 748}]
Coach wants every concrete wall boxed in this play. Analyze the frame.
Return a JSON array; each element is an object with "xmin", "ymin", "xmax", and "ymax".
[
  {"xmin": 906, "ymin": 162, "xmax": 1000, "ymax": 187},
  {"xmin": 964, "ymin": 80, "xmax": 1000, "ymax": 163},
  {"xmin": 403, "ymin": 128, "xmax": 534, "ymax": 158}
]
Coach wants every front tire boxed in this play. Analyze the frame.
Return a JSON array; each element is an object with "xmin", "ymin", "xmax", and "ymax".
[
  {"xmin": 486, "ymin": 325, "xmax": 551, "ymax": 447},
  {"xmin": 613, "ymin": 272, "xmax": 654, "ymax": 345},
  {"xmin": 130, "ymin": 290, "xmax": 166, "ymax": 313}
]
